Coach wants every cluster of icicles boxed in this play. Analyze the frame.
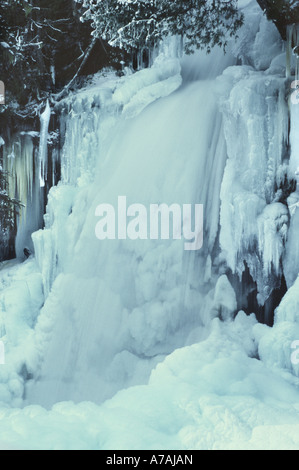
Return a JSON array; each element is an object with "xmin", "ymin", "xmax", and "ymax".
[{"xmin": 287, "ymin": 24, "xmax": 299, "ymax": 81}]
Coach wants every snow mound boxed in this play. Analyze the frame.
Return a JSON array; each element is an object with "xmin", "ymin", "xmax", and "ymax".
[{"xmin": 1, "ymin": 315, "xmax": 299, "ymax": 449}]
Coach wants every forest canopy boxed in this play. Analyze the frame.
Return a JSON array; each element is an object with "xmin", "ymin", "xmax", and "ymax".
[
  {"xmin": 0, "ymin": 0, "xmax": 115, "ymax": 109},
  {"xmin": 1, "ymin": 0, "xmax": 299, "ymax": 110},
  {"xmin": 75, "ymin": 0, "xmax": 244, "ymax": 54}
]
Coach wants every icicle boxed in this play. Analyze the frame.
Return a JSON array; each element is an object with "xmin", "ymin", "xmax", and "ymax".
[
  {"xmin": 38, "ymin": 100, "xmax": 51, "ymax": 188},
  {"xmin": 294, "ymin": 25, "xmax": 299, "ymax": 83},
  {"xmin": 50, "ymin": 65, "xmax": 56, "ymax": 86},
  {"xmin": 286, "ymin": 24, "xmax": 294, "ymax": 78},
  {"xmin": 286, "ymin": 24, "xmax": 299, "ymax": 79}
]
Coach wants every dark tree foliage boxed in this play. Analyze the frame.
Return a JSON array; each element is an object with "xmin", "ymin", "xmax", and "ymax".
[
  {"xmin": 0, "ymin": 1, "xmax": 119, "ymax": 251},
  {"xmin": 0, "ymin": 171, "xmax": 22, "ymax": 229},
  {"xmin": 0, "ymin": 0, "xmax": 116, "ymax": 109},
  {"xmin": 0, "ymin": 164, "xmax": 23, "ymax": 258},
  {"xmin": 76, "ymin": 0, "xmax": 244, "ymax": 54},
  {"xmin": 256, "ymin": 0, "xmax": 299, "ymax": 39}
]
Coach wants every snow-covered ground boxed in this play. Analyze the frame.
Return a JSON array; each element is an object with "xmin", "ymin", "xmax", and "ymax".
[{"xmin": 1, "ymin": 0, "xmax": 299, "ymax": 449}]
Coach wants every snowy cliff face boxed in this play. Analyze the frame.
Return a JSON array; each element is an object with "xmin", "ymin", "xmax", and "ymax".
[
  {"xmin": 220, "ymin": 68, "xmax": 289, "ymax": 315},
  {"xmin": 2, "ymin": 0, "xmax": 299, "ymax": 450},
  {"xmin": 25, "ymin": 1, "xmax": 291, "ymax": 408}
]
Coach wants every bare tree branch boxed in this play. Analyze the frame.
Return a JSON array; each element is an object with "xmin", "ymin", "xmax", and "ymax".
[{"xmin": 53, "ymin": 37, "xmax": 97, "ymax": 102}]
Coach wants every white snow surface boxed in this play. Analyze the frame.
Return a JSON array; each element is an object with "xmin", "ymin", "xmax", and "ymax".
[
  {"xmin": 1, "ymin": 1, "xmax": 299, "ymax": 450},
  {"xmin": 1, "ymin": 314, "xmax": 299, "ymax": 450}
]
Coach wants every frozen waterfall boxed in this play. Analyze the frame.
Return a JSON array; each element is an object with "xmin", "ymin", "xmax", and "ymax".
[
  {"xmin": 27, "ymin": 9, "xmax": 290, "ymax": 407},
  {"xmin": 2, "ymin": 0, "xmax": 299, "ymax": 450},
  {"xmin": 28, "ymin": 47, "xmax": 236, "ymax": 407}
]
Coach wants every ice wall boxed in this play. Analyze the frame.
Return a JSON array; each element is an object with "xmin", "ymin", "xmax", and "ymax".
[
  {"xmin": 286, "ymin": 24, "xmax": 299, "ymax": 79},
  {"xmin": 219, "ymin": 68, "xmax": 289, "ymax": 306},
  {"xmin": 1, "ymin": 1, "xmax": 299, "ymax": 450},
  {"xmin": 0, "ymin": 101, "xmax": 59, "ymax": 260},
  {"xmin": 1, "ymin": 132, "xmax": 43, "ymax": 258},
  {"xmin": 28, "ymin": 45, "xmax": 238, "ymax": 407},
  {"xmin": 255, "ymin": 83, "xmax": 299, "ymax": 377},
  {"xmin": 24, "ymin": 1, "xmax": 295, "ymax": 408},
  {"xmin": 1, "ymin": 0, "xmax": 297, "ymax": 413}
]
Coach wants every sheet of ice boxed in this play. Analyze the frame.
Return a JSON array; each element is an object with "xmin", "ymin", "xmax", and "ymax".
[
  {"xmin": 231, "ymin": 0, "xmax": 284, "ymax": 72},
  {"xmin": 284, "ymin": 103, "xmax": 299, "ymax": 287},
  {"xmin": 26, "ymin": 4, "xmax": 290, "ymax": 408},
  {"xmin": 28, "ymin": 60, "xmax": 232, "ymax": 407}
]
